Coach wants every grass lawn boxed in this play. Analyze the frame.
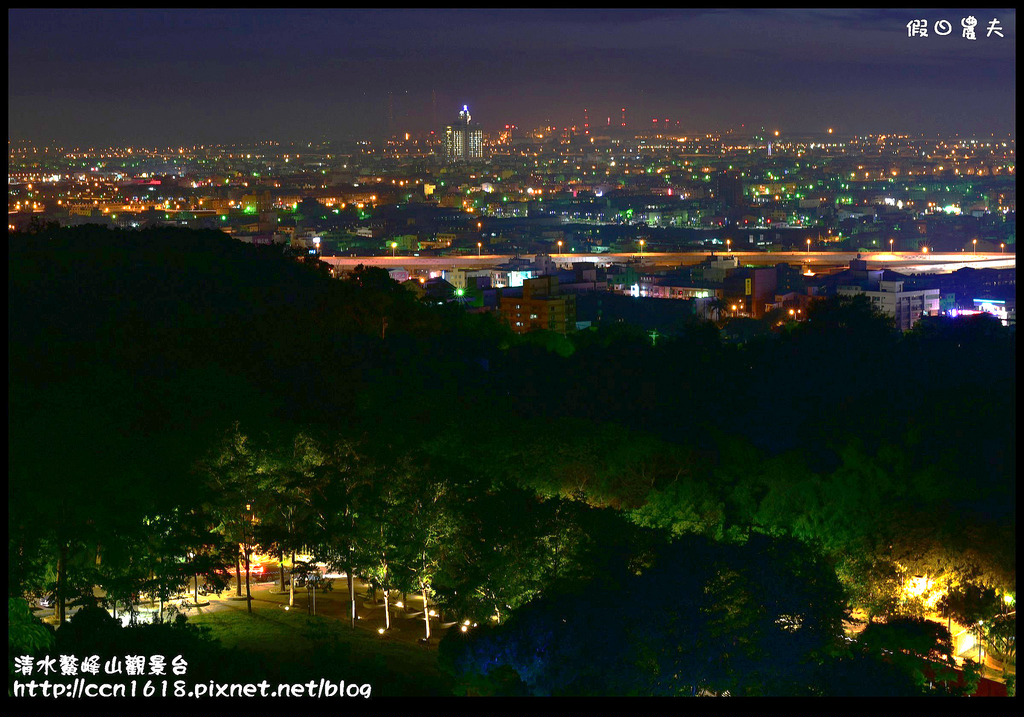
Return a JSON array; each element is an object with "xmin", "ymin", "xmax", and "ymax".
[{"xmin": 186, "ymin": 601, "xmax": 455, "ymax": 697}]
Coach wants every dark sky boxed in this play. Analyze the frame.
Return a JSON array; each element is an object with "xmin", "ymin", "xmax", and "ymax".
[{"xmin": 8, "ymin": 9, "xmax": 1016, "ymax": 145}]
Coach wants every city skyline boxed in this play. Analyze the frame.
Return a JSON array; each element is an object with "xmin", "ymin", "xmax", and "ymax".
[{"xmin": 8, "ymin": 9, "xmax": 1016, "ymax": 146}]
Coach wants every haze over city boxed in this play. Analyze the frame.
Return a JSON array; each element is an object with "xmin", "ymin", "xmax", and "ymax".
[{"xmin": 7, "ymin": 8, "xmax": 1017, "ymax": 145}]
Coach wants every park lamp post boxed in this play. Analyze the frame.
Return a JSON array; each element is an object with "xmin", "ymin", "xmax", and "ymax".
[
  {"xmin": 889, "ymin": 238, "xmax": 894, "ymax": 253},
  {"xmin": 391, "ymin": 241, "xmax": 398, "ymax": 257},
  {"xmin": 477, "ymin": 241, "xmax": 482, "ymax": 256},
  {"xmin": 557, "ymin": 240, "xmax": 563, "ymax": 255},
  {"xmin": 806, "ymin": 238, "xmax": 811, "ymax": 252},
  {"xmin": 973, "ymin": 238, "xmax": 977, "ymax": 254}
]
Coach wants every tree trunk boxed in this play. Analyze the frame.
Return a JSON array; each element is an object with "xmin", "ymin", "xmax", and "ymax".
[
  {"xmin": 347, "ymin": 566, "xmax": 356, "ymax": 628},
  {"xmin": 279, "ymin": 549, "xmax": 286, "ymax": 594},
  {"xmin": 56, "ymin": 542, "xmax": 67, "ymax": 626},
  {"xmin": 235, "ymin": 552, "xmax": 242, "ymax": 596},
  {"xmin": 289, "ymin": 551, "xmax": 295, "ymax": 607},
  {"xmin": 194, "ymin": 573, "xmax": 199, "ymax": 605},
  {"xmin": 422, "ymin": 582, "xmax": 431, "ymax": 640},
  {"xmin": 244, "ymin": 546, "xmax": 252, "ymax": 613},
  {"xmin": 383, "ymin": 589, "xmax": 391, "ymax": 630}
]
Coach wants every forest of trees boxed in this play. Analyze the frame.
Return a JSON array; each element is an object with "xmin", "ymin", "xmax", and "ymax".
[{"xmin": 8, "ymin": 225, "xmax": 1015, "ymax": 697}]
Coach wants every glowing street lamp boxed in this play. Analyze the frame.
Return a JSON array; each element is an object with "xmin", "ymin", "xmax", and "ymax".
[
  {"xmin": 726, "ymin": 238, "xmax": 731, "ymax": 252},
  {"xmin": 806, "ymin": 238, "xmax": 811, "ymax": 252},
  {"xmin": 477, "ymin": 241, "xmax": 482, "ymax": 256},
  {"xmin": 973, "ymin": 238, "xmax": 977, "ymax": 254},
  {"xmin": 638, "ymin": 239, "xmax": 645, "ymax": 259},
  {"xmin": 391, "ymin": 241, "xmax": 398, "ymax": 257},
  {"xmin": 889, "ymin": 238, "xmax": 894, "ymax": 253},
  {"xmin": 557, "ymin": 240, "xmax": 563, "ymax": 255},
  {"xmin": 1001, "ymin": 242, "xmax": 1005, "ymax": 253},
  {"xmin": 922, "ymin": 246, "xmax": 928, "ymax": 253}
]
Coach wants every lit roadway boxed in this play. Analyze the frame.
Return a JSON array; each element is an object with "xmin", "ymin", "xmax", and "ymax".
[{"xmin": 320, "ymin": 251, "xmax": 1014, "ymax": 275}]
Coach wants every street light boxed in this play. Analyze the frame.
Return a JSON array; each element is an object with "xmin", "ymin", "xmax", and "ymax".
[
  {"xmin": 639, "ymin": 239, "xmax": 645, "ymax": 260},
  {"xmin": 973, "ymin": 238, "xmax": 977, "ymax": 254},
  {"xmin": 477, "ymin": 241, "xmax": 482, "ymax": 256},
  {"xmin": 889, "ymin": 238, "xmax": 894, "ymax": 253},
  {"xmin": 1001, "ymin": 243, "xmax": 1005, "ymax": 253},
  {"xmin": 726, "ymin": 238, "xmax": 731, "ymax": 252},
  {"xmin": 806, "ymin": 238, "xmax": 811, "ymax": 252},
  {"xmin": 391, "ymin": 241, "xmax": 398, "ymax": 257},
  {"xmin": 922, "ymin": 246, "xmax": 928, "ymax": 253},
  {"xmin": 557, "ymin": 240, "xmax": 563, "ymax": 255}
]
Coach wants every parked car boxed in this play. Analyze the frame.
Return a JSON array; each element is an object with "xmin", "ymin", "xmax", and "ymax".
[{"xmin": 293, "ymin": 572, "xmax": 332, "ymax": 590}]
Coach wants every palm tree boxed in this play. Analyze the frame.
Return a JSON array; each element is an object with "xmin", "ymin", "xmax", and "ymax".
[{"xmin": 706, "ymin": 297, "xmax": 727, "ymax": 324}]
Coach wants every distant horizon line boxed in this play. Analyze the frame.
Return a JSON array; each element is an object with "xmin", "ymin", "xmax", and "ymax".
[{"xmin": 9, "ymin": 130, "xmax": 1017, "ymax": 150}]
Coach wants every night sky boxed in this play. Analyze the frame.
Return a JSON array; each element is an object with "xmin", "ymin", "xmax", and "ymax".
[{"xmin": 7, "ymin": 8, "xmax": 1016, "ymax": 146}]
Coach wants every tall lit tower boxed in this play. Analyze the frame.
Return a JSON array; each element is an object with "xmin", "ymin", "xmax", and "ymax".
[
  {"xmin": 584, "ymin": 108, "xmax": 589, "ymax": 135},
  {"xmin": 621, "ymin": 107, "xmax": 626, "ymax": 128},
  {"xmin": 444, "ymin": 105, "xmax": 483, "ymax": 163}
]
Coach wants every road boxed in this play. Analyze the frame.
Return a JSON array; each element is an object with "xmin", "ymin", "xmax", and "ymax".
[{"xmin": 319, "ymin": 251, "xmax": 1014, "ymax": 275}]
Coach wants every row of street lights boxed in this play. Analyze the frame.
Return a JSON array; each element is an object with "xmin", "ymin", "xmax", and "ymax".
[{"xmin": 387, "ymin": 236, "xmax": 1004, "ymax": 260}]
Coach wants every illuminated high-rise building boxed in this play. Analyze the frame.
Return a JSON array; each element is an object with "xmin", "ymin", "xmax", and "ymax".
[{"xmin": 444, "ymin": 105, "xmax": 483, "ymax": 163}]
